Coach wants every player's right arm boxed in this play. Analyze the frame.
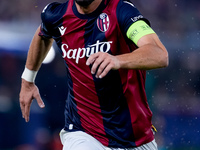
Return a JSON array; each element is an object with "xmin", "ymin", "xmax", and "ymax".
[{"xmin": 19, "ymin": 26, "xmax": 53, "ymax": 122}]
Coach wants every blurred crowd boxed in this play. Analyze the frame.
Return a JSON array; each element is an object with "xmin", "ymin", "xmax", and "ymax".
[{"xmin": 0, "ymin": 0, "xmax": 200, "ymax": 149}]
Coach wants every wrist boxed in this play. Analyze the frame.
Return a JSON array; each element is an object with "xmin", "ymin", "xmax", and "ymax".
[
  {"xmin": 21, "ymin": 67, "xmax": 38, "ymax": 83},
  {"xmin": 115, "ymin": 55, "xmax": 124, "ymax": 69}
]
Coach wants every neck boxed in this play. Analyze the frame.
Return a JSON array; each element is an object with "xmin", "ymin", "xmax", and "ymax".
[{"xmin": 75, "ymin": 0, "xmax": 102, "ymax": 14}]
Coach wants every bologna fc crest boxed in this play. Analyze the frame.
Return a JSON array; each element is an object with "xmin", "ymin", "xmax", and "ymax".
[{"xmin": 97, "ymin": 13, "xmax": 109, "ymax": 32}]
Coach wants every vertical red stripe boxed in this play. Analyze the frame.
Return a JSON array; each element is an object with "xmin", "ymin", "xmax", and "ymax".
[
  {"xmin": 61, "ymin": 0, "xmax": 109, "ymax": 146},
  {"xmin": 100, "ymin": 19, "xmax": 104, "ymax": 31},
  {"xmin": 103, "ymin": 0, "xmax": 154, "ymax": 146}
]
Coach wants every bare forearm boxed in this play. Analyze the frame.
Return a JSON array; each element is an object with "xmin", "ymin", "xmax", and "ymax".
[
  {"xmin": 117, "ymin": 44, "xmax": 168, "ymax": 70},
  {"xmin": 20, "ymin": 26, "xmax": 50, "ymax": 122},
  {"xmin": 117, "ymin": 33, "xmax": 168, "ymax": 70},
  {"xmin": 26, "ymin": 26, "xmax": 53, "ymax": 71}
]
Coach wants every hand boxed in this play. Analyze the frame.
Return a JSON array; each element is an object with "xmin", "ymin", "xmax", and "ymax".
[
  {"xmin": 86, "ymin": 52, "xmax": 120, "ymax": 78},
  {"xmin": 19, "ymin": 79, "xmax": 45, "ymax": 122}
]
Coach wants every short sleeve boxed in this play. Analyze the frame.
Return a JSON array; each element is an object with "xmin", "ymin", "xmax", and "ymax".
[
  {"xmin": 116, "ymin": 0, "xmax": 150, "ymax": 35},
  {"xmin": 38, "ymin": 2, "xmax": 61, "ymax": 38}
]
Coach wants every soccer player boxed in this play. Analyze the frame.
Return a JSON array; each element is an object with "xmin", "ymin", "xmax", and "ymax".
[{"xmin": 19, "ymin": 0, "xmax": 168, "ymax": 149}]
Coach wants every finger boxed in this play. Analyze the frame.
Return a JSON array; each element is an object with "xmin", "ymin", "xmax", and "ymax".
[
  {"xmin": 24, "ymin": 103, "xmax": 31, "ymax": 122},
  {"xmin": 99, "ymin": 64, "xmax": 113, "ymax": 79},
  {"xmin": 95, "ymin": 59, "xmax": 109, "ymax": 78},
  {"xmin": 90, "ymin": 56, "xmax": 104, "ymax": 75},
  {"xmin": 20, "ymin": 101, "xmax": 25, "ymax": 118},
  {"xmin": 34, "ymin": 92, "xmax": 45, "ymax": 108},
  {"xmin": 19, "ymin": 94, "xmax": 26, "ymax": 118},
  {"xmin": 86, "ymin": 53, "xmax": 98, "ymax": 66}
]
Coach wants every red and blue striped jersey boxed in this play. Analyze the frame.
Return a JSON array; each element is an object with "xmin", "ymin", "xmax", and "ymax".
[{"xmin": 39, "ymin": 0, "xmax": 154, "ymax": 148}]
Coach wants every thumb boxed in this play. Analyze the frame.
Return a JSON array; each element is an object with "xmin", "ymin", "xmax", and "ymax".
[
  {"xmin": 33, "ymin": 86, "xmax": 45, "ymax": 108},
  {"xmin": 35, "ymin": 93, "xmax": 45, "ymax": 108}
]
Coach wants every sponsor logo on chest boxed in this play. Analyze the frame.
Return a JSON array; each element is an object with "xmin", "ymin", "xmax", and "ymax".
[
  {"xmin": 59, "ymin": 13, "xmax": 113, "ymax": 64},
  {"xmin": 61, "ymin": 40, "xmax": 112, "ymax": 64}
]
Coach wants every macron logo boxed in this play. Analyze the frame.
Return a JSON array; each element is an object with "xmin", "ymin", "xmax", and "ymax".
[{"xmin": 58, "ymin": 26, "xmax": 67, "ymax": 36}]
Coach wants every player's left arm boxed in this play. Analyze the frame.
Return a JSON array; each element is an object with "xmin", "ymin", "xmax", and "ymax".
[
  {"xmin": 117, "ymin": 21, "xmax": 169, "ymax": 70},
  {"xmin": 117, "ymin": 34, "xmax": 168, "ymax": 69},
  {"xmin": 86, "ymin": 22, "xmax": 168, "ymax": 78}
]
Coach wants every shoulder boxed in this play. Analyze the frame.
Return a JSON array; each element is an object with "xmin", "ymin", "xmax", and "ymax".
[
  {"xmin": 117, "ymin": 0, "xmax": 135, "ymax": 7},
  {"xmin": 116, "ymin": 0, "xmax": 141, "ymax": 18},
  {"xmin": 116, "ymin": 0, "xmax": 146, "ymax": 34},
  {"xmin": 41, "ymin": 2, "xmax": 69, "ymax": 25}
]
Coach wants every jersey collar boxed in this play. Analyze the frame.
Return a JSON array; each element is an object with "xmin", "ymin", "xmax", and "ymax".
[{"xmin": 72, "ymin": 0, "xmax": 108, "ymax": 19}]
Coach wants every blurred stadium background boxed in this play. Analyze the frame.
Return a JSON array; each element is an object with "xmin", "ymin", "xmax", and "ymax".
[{"xmin": 0, "ymin": 0, "xmax": 200, "ymax": 149}]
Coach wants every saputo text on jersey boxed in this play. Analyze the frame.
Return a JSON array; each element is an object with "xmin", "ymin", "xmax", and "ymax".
[{"xmin": 61, "ymin": 40, "xmax": 113, "ymax": 64}]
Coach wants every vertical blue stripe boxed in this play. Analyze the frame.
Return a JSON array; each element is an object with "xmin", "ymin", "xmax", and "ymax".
[
  {"xmin": 83, "ymin": 15, "xmax": 136, "ymax": 147},
  {"xmin": 50, "ymin": 2, "xmax": 84, "ymax": 132}
]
